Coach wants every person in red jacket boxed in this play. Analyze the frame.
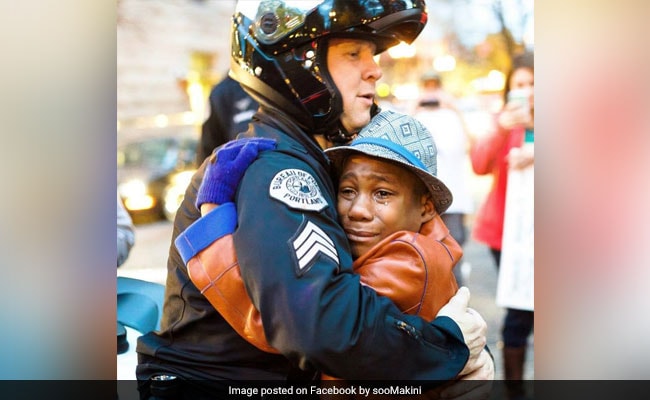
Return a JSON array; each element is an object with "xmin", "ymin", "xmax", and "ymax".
[{"xmin": 470, "ymin": 52, "xmax": 534, "ymax": 399}]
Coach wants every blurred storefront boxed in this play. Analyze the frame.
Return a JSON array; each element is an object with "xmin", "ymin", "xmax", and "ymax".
[
  {"xmin": 376, "ymin": 0, "xmax": 534, "ymax": 138},
  {"xmin": 117, "ymin": 0, "xmax": 533, "ymax": 145},
  {"xmin": 117, "ymin": 0, "xmax": 237, "ymax": 145}
]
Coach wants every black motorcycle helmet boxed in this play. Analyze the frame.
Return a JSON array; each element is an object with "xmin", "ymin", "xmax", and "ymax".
[{"xmin": 230, "ymin": 0, "xmax": 428, "ymax": 143}]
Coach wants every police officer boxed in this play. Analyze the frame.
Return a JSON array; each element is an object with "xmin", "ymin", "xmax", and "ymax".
[
  {"xmin": 196, "ymin": 74, "xmax": 259, "ymax": 163},
  {"xmin": 136, "ymin": 1, "xmax": 493, "ymax": 398}
]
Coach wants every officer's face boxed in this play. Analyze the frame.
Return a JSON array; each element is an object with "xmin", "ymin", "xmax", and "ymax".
[
  {"xmin": 336, "ymin": 155, "xmax": 434, "ymax": 259},
  {"xmin": 327, "ymin": 38, "xmax": 382, "ymax": 134}
]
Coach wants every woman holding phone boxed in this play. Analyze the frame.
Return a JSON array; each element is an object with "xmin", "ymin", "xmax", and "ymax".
[{"xmin": 470, "ymin": 51, "xmax": 534, "ymax": 400}]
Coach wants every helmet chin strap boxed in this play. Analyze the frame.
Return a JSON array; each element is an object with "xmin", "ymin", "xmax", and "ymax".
[
  {"xmin": 325, "ymin": 102, "xmax": 382, "ymax": 145},
  {"xmin": 326, "ymin": 124, "xmax": 357, "ymax": 145}
]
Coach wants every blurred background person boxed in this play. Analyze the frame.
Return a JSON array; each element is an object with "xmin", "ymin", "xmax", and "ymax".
[
  {"xmin": 470, "ymin": 51, "xmax": 534, "ymax": 399},
  {"xmin": 414, "ymin": 72, "xmax": 474, "ymax": 287},
  {"xmin": 419, "ymin": 70, "xmax": 460, "ymax": 112},
  {"xmin": 196, "ymin": 72, "xmax": 259, "ymax": 163},
  {"xmin": 117, "ymin": 192, "xmax": 135, "ymax": 267}
]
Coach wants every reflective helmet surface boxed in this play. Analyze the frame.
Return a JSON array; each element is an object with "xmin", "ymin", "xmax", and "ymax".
[{"xmin": 230, "ymin": 0, "xmax": 428, "ymax": 136}]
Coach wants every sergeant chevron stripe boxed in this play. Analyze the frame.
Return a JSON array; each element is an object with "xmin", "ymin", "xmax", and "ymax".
[{"xmin": 292, "ymin": 221, "xmax": 339, "ymax": 270}]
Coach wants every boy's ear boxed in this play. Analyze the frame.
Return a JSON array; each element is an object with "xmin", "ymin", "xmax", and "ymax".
[{"xmin": 420, "ymin": 194, "xmax": 437, "ymax": 224}]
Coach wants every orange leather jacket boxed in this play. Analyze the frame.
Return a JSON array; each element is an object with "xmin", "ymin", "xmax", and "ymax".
[{"xmin": 186, "ymin": 213, "xmax": 462, "ymax": 373}]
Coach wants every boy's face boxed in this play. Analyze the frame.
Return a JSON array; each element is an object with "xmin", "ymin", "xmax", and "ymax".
[
  {"xmin": 336, "ymin": 154, "xmax": 435, "ymax": 259},
  {"xmin": 327, "ymin": 38, "xmax": 382, "ymax": 134}
]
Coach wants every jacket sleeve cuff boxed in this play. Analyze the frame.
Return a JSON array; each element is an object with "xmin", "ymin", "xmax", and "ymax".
[
  {"xmin": 431, "ymin": 315, "xmax": 470, "ymax": 372},
  {"xmin": 432, "ymin": 315, "xmax": 464, "ymax": 341},
  {"xmin": 174, "ymin": 202, "xmax": 237, "ymax": 265}
]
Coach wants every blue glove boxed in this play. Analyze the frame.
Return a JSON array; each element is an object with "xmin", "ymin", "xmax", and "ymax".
[{"xmin": 196, "ymin": 138, "xmax": 277, "ymax": 209}]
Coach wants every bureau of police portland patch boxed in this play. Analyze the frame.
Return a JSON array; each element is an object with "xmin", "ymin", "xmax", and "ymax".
[{"xmin": 269, "ymin": 169, "xmax": 327, "ymax": 212}]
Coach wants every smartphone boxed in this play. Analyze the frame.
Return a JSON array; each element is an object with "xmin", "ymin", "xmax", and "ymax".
[{"xmin": 507, "ymin": 88, "xmax": 531, "ymax": 109}]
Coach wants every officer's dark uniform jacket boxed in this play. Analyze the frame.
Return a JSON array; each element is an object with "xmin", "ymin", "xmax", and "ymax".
[{"xmin": 136, "ymin": 108, "xmax": 469, "ymax": 386}]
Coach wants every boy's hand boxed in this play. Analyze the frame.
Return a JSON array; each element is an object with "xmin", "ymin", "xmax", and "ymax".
[{"xmin": 196, "ymin": 138, "xmax": 277, "ymax": 209}]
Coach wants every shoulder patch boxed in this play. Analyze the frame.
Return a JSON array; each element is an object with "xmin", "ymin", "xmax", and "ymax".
[{"xmin": 269, "ymin": 169, "xmax": 328, "ymax": 212}]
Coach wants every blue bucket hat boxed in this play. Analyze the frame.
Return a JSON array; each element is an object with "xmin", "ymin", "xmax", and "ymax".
[{"xmin": 325, "ymin": 110, "xmax": 453, "ymax": 214}]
